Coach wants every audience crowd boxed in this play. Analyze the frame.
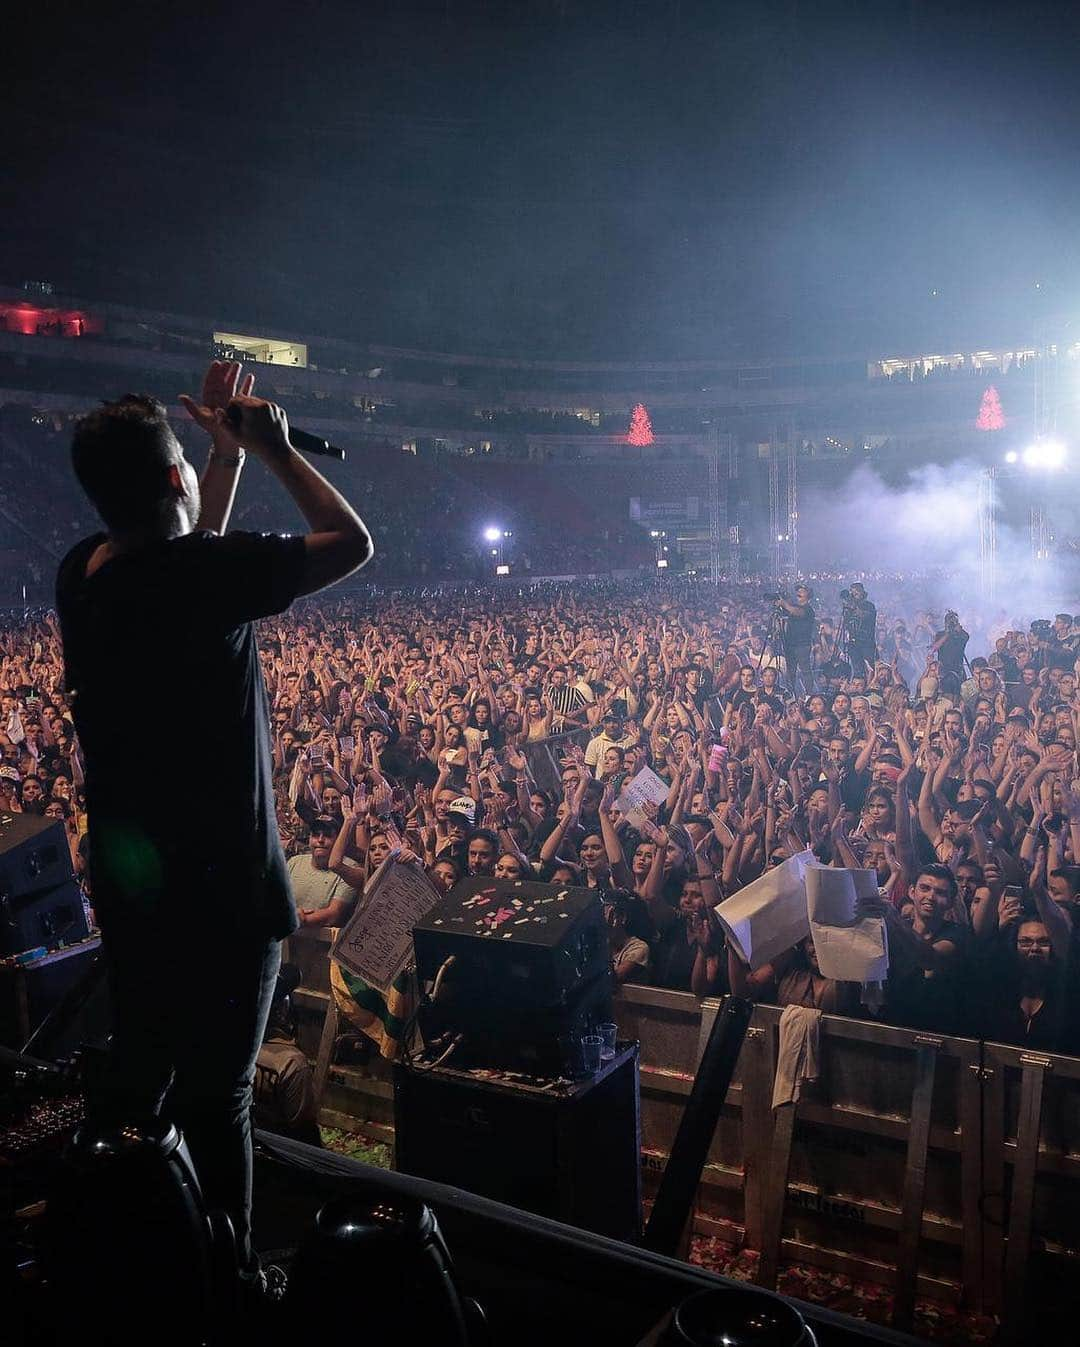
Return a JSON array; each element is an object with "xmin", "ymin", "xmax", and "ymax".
[{"xmin": 4, "ymin": 574, "xmax": 1080, "ymax": 1053}]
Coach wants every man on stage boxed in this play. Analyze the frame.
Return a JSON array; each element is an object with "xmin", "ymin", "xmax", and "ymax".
[{"xmin": 55, "ymin": 361, "xmax": 372, "ymax": 1281}]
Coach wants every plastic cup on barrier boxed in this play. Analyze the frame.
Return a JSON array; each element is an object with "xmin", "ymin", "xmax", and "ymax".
[
  {"xmin": 580, "ymin": 1034, "xmax": 603, "ymax": 1074},
  {"xmin": 597, "ymin": 1022, "xmax": 617, "ymax": 1062}
]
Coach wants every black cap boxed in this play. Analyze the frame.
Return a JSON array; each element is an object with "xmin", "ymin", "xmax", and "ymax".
[{"xmin": 311, "ymin": 815, "xmax": 337, "ymax": 836}]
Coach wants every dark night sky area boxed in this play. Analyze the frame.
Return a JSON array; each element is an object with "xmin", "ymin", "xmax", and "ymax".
[{"xmin": 4, "ymin": 0, "xmax": 1080, "ymax": 359}]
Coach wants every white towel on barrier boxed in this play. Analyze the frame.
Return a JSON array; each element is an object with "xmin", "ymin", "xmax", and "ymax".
[{"xmin": 772, "ymin": 1004, "xmax": 822, "ymax": 1109}]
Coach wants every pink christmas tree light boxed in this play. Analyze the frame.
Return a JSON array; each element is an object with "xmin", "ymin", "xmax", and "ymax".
[
  {"xmin": 976, "ymin": 386, "xmax": 1005, "ymax": 431},
  {"xmin": 627, "ymin": 403, "xmax": 654, "ymax": 446}
]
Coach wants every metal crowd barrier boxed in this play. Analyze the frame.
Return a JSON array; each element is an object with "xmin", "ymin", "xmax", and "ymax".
[{"xmin": 284, "ymin": 929, "xmax": 1080, "ymax": 1329}]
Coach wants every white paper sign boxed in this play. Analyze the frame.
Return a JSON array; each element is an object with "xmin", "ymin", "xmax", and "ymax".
[
  {"xmin": 331, "ymin": 856, "xmax": 441, "ymax": 994},
  {"xmin": 617, "ymin": 766, "xmax": 671, "ymax": 829},
  {"xmin": 805, "ymin": 866, "xmax": 889, "ymax": 983},
  {"xmin": 714, "ymin": 850, "xmax": 816, "ymax": 970}
]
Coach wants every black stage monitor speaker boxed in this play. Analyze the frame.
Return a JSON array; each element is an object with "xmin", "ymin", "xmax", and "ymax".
[
  {"xmin": 0, "ymin": 877, "xmax": 90, "ymax": 959},
  {"xmin": 413, "ymin": 877, "xmax": 613, "ymax": 1074},
  {"xmin": 0, "ymin": 813, "xmax": 73, "ymax": 902},
  {"xmin": 426, "ymin": 968, "xmax": 612, "ymax": 1077},
  {"xmin": 413, "ymin": 877, "xmax": 609, "ymax": 1008},
  {"xmin": 394, "ymin": 1045, "xmax": 642, "ymax": 1243}
]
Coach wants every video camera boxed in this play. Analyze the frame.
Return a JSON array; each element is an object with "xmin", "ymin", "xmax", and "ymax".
[
  {"xmin": 762, "ymin": 591, "xmax": 782, "ymax": 602},
  {"xmin": 839, "ymin": 588, "xmax": 855, "ymax": 605}
]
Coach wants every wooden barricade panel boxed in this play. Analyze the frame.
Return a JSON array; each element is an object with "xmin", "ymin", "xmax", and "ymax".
[
  {"xmin": 738, "ymin": 1008, "xmax": 980, "ymax": 1305},
  {"xmin": 281, "ymin": 935, "xmax": 1080, "ymax": 1321},
  {"xmin": 617, "ymin": 988, "xmax": 746, "ymax": 1231}
]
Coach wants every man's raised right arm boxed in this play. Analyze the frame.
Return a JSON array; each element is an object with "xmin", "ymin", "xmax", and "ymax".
[{"xmin": 228, "ymin": 395, "xmax": 373, "ymax": 595}]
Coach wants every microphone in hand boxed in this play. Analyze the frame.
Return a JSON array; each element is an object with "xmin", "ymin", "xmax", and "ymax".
[{"xmin": 224, "ymin": 399, "xmax": 345, "ymax": 460}]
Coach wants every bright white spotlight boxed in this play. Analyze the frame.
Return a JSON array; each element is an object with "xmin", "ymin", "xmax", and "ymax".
[
  {"xmin": 495, "ymin": 564, "xmax": 510, "ymax": 575},
  {"xmin": 1004, "ymin": 451, "xmax": 1018, "ymax": 464},
  {"xmin": 657, "ymin": 559, "xmax": 669, "ymax": 569},
  {"xmin": 483, "ymin": 525, "xmax": 502, "ymax": 542},
  {"xmin": 1022, "ymin": 439, "xmax": 1067, "ymax": 470}
]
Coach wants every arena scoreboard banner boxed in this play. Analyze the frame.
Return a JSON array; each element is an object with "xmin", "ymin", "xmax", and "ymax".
[{"xmin": 629, "ymin": 496, "xmax": 701, "ymax": 526}]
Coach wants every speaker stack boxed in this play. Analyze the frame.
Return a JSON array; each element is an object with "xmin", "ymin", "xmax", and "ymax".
[
  {"xmin": 0, "ymin": 814, "xmax": 86, "ymax": 958},
  {"xmin": 397, "ymin": 877, "xmax": 642, "ymax": 1240},
  {"xmin": 0, "ymin": 813, "xmax": 93, "ymax": 1047}
]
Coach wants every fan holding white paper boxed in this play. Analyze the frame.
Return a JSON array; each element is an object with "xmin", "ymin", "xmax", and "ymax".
[
  {"xmin": 714, "ymin": 849, "xmax": 817, "ymax": 970},
  {"xmin": 804, "ymin": 866, "xmax": 889, "ymax": 984}
]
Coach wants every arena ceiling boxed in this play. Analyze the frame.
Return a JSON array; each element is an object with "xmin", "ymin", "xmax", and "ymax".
[{"xmin": 3, "ymin": 0, "xmax": 1080, "ymax": 362}]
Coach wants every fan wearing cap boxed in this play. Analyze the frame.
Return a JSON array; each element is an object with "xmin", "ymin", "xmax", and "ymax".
[
  {"xmin": 286, "ymin": 816, "xmax": 357, "ymax": 927},
  {"xmin": 437, "ymin": 795, "xmax": 477, "ymax": 867},
  {"xmin": 584, "ymin": 709, "xmax": 638, "ymax": 779}
]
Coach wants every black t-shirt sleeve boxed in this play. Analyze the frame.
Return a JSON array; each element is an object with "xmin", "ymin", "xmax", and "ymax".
[{"xmin": 203, "ymin": 531, "xmax": 309, "ymax": 626}]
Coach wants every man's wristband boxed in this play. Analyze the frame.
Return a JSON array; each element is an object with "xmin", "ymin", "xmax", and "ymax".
[{"xmin": 208, "ymin": 446, "xmax": 246, "ymax": 468}]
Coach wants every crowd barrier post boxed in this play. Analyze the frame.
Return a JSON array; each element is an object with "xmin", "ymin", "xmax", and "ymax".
[
  {"xmin": 891, "ymin": 1036, "xmax": 941, "ymax": 1330},
  {"xmin": 312, "ymin": 992, "xmax": 342, "ymax": 1104},
  {"xmin": 756, "ymin": 1093, "xmax": 797, "ymax": 1292},
  {"xmin": 1001, "ymin": 1052, "xmax": 1050, "ymax": 1343},
  {"xmin": 979, "ymin": 1050, "xmax": 1006, "ymax": 1318},
  {"xmin": 735, "ymin": 1019, "xmax": 774, "ymax": 1251}
]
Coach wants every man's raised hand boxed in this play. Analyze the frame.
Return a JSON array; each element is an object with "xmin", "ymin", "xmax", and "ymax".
[{"xmin": 179, "ymin": 359, "xmax": 254, "ymax": 450}]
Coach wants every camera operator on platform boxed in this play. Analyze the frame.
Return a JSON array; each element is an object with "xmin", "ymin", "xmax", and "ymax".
[
  {"xmin": 931, "ymin": 609, "xmax": 969, "ymax": 690},
  {"xmin": 842, "ymin": 582, "xmax": 877, "ymax": 677},
  {"xmin": 775, "ymin": 583, "xmax": 816, "ymax": 694}
]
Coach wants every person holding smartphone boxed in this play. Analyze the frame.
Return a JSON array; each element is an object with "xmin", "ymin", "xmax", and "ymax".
[{"xmin": 55, "ymin": 361, "xmax": 372, "ymax": 1295}]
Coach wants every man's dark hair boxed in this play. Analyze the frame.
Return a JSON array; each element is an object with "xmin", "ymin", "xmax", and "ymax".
[
  {"xmin": 914, "ymin": 862, "xmax": 958, "ymax": 901},
  {"xmin": 1050, "ymin": 866, "xmax": 1080, "ymax": 898},
  {"xmin": 71, "ymin": 394, "xmax": 180, "ymax": 533},
  {"xmin": 467, "ymin": 827, "xmax": 499, "ymax": 849}
]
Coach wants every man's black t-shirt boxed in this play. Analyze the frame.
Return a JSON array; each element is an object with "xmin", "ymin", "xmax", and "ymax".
[
  {"xmin": 783, "ymin": 604, "xmax": 815, "ymax": 648},
  {"xmin": 934, "ymin": 628, "xmax": 969, "ymax": 676},
  {"xmin": 886, "ymin": 920, "xmax": 969, "ymax": 1035},
  {"xmin": 848, "ymin": 600, "xmax": 877, "ymax": 645},
  {"xmin": 56, "ymin": 530, "xmax": 308, "ymax": 941}
]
